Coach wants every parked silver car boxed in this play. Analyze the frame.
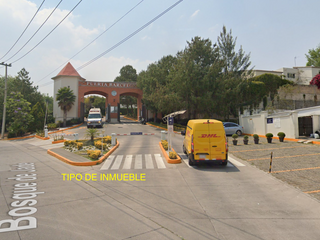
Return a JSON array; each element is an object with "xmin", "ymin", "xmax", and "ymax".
[{"xmin": 223, "ymin": 122, "xmax": 244, "ymax": 136}]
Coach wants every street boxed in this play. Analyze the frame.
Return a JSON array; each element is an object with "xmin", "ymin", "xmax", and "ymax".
[{"xmin": 1, "ymin": 120, "xmax": 320, "ymax": 239}]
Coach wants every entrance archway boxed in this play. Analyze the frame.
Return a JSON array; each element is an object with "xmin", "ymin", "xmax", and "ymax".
[
  {"xmin": 52, "ymin": 62, "xmax": 143, "ymax": 123},
  {"xmin": 78, "ymin": 81, "xmax": 143, "ymax": 122}
]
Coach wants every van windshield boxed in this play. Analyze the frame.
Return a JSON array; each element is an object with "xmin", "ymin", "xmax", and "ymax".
[{"xmin": 88, "ymin": 114, "xmax": 101, "ymax": 118}]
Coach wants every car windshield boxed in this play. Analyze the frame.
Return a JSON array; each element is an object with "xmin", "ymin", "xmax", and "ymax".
[{"xmin": 88, "ymin": 114, "xmax": 101, "ymax": 118}]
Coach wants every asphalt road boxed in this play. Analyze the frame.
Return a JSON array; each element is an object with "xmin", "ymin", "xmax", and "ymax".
[{"xmin": 1, "ymin": 119, "xmax": 320, "ymax": 239}]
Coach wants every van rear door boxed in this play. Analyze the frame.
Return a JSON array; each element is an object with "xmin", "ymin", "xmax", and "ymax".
[
  {"xmin": 192, "ymin": 122, "xmax": 211, "ymax": 160},
  {"xmin": 208, "ymin": 122, "xmax": 226, "ymax": 160}
]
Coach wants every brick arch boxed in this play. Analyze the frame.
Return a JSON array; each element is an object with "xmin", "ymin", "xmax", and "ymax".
[{"xmin": 78, "ymin": 81, "xmax": 143, "ymax": 120}]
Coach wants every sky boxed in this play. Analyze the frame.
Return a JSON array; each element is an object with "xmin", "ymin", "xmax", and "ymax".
[{"xmin": 0, "ymin": 0, "xmax": 320, "ymax": 97}]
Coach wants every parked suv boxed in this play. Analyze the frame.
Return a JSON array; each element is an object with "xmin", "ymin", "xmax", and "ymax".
[{"xmin": 87, "ymin": 108, "xmax": 103, "ymax": 128}]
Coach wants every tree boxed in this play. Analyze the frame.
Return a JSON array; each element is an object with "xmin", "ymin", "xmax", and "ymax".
[
  {"xmin": 114, "ymin": 65, "xmax": 137, "ymax": 82},
  {"xmin": 56, "ymin": 87, "xmax": 76, "ymax": 127},
  {"xmin": 114, "ymin": 65, "xmax": 138, "ymax": 116},
  {"xmin": 306, "ymin": 45, "xmax": 320, "ymax": 67},
  {"xmin": 6, "ymin": 92, "xmax": 33, "ymax": 137},
  {"xmin": 138, "ymin": 55, "xmax": 180, "ymax": 119},
  {"xmin": 216, "ymin": 26, "xmax": 253, "ymax": 119},
  {"xmin": 30, "ymin": 102, "xmax": 45, "ymax": 132},
  {"xmin": 171, "ymin": 37, "xmax": 220, "ymax": 118}
]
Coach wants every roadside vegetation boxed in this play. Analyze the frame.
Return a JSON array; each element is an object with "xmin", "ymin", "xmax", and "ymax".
[{"xmin": 63, "ymin": 133, "xmax": 113, "ymax": 161}]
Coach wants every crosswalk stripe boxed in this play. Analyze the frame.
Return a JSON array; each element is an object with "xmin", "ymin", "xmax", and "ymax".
[
  {"xmin": 101, "ymin": 155, "xmax": 115, "ymax": 170},
  {"xmin": 123, "ymin": 155, "xmax": 132, "ymax": 169},
  {"xmin": 99, "ymin": 154, "xmax": 166, "ymax": 170},
  {"xmin": 111, "ymin": 155, "xmax": 123, "ymax": 170},
  {"xmin": 134, "ymin": 154, "xmax": 143, "ymax": 169},
  {"xmin": 145, "ymin": 154, "xmax": 154, "ymax": 169},
  {"xmin": 155, "ymin": 154, "xmax": 166, "ymax": 169}
]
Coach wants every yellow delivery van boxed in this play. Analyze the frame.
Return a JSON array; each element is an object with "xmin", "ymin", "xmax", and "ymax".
[{"xmin": 181, "ymin": 119, "xmax": 228, "ymax": 166}]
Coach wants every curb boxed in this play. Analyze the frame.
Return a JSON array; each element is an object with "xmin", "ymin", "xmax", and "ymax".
[
  {"xmin": 158, "ymin": 142, "xmax": 181, "ymax": 164},
  {"xmin": 35, "ymin": 135, "xmax": 50, "ymax": 140},
  {"xmin": 123, "ymin": 116, "xmax": 138, "ymax": 122},
  {"xmin": 52, "ymin": 140, "xmax": 66, "ymax": 144},
  {"xmin": 4, "ymin": 123, "xmax": 84, "ymax": 141},
  {"xmin": 242, "ymin": 133, "xmax": 320, "ymax": 144},
  {"xmin": 48, "ymin": 123, "xmax": 83, "ymax": 135},
  {"xmin": 47, "ymin": 140, "xmax": 120, "ymax": 166}
]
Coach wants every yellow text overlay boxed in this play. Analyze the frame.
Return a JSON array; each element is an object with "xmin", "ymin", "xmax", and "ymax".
[{"xmin": 61, "ymin": 173, "xmax": 146, "ymax": 181}]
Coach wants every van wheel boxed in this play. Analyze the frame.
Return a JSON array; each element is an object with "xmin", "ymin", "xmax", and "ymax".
[
  {"xmin": 183, "ymin": 145, "xmax": 187, "ymax": 154},
  {"xmin": 221, "ymin": 161, "xmax": 228, "ymax": 166},
  {"xmin": 188, "ymin": 154, "xmax": 195, "ymax": 166}
]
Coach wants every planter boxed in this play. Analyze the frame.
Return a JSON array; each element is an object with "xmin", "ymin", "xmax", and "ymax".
[
  {"xmin": 279, "ymin": 137, "xmax": 284, "ymax": 142},
  {"xmin": 232, "ymin": 140, "xmax": 238, "ymax": 145},
  {"xmin": 243, "ymin": 139, "xmax": 249, "ymax": 145},
  {"xmin": 52, "ymin": 139, "xmax": 65, "ymax": 144},
  {"xmin": 254, "ymin": 139, "xmax": 259, "ymax": 144},
  {"xmin": 267, "ymin": 138, "xmax": 272, "ymax": 143}
]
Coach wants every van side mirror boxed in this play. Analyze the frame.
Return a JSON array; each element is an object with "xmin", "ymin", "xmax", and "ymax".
[{"xmin": 181, "ymin": 130, "xmax": 186, "ymax": 136}]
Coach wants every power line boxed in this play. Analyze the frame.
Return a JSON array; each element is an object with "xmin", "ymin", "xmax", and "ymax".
[
  {"xmin": 3, "ymin": 0, "xmax": 63, "ymax": 63},
  {"xmin": 76, "ymin": 0, "xmax": 183, "ymax": 71},
  {"xmin": 9, "ymin": 0, "xmax": 83, "ymax": 65},
  {"xmin": 0, "ymin": 0, "xmax": 46, "ymax": 61},
  {"xmin": 36, "ymin": 0, "xmax": 145, "ymax": 84}
]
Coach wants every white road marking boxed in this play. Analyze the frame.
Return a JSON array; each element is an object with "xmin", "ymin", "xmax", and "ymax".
[
  {"xmin": 134, "ymin": 154, "xmax": 143, "ymax": 169},
  {"xmin": 111, "ymin": 155, "xmax": 123, "ymax": 170},
  {"xmin": 145, "ymin": 154, "xmax": 154, "ymax": 169},
  {"xmin": 155, "ymin": 154, "xmax": 166, "ymax": 169},
  {"xmin": 101, "ymin": 155, "xmax": 115, "ymax": 170},
  {"xmin": 228, "ymin": 156, "xmax": 245, "ymax": 166},
  {"xmin": 178, "ymin": 153, "xmax": 244, "ymax": 168},
  {"xmin": 123, "ymin": 155, "xmax": 132, "ymax": 169}
]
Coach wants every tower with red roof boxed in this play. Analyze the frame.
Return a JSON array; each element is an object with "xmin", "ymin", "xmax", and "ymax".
[{"xmin": 52, "ymin": 62, "xmax": 85, "ymax": 123}]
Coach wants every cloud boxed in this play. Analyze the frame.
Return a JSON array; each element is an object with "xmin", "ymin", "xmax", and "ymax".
[{"xmin": 191, "ymin": 10, "xmax": 200, "ymax": 19}]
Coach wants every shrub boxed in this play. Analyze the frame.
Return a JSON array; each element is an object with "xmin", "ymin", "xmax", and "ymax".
[
  {"xmin": 161, "ymin": 140, "xmax": 168, "ymax": 150},
  {"xmin": 89, "ymin": 150, "xmax": 101, "ymax": 160},
  {"xmin": 243, "ymin": 135, "xmax": 249, "ymax": 140},
  {"xmin": 169, "ymin": 152, "xmax": 177, "ymax": 159},
  {"xmin": 94, "ymin": 140, "xmax": 107, "ymax": 150},
  {"xmin": 277, "ymin": 132, "xmax": 286, "ymax": 138},
  {"xmin": 47, "ymin": 123, "xmax": 57, "ymax": 129},
  {"xmin": 64, "ymin": 140, "xmax": 76, "ymax": 146},
  {"xmin": 232, "ymin": 134, "xmax": 238, "ymax": 139},
  {"xmin": 253, "ymin": 134, "xmax": 259, "ymax": 139},
  {"xmin": 87, "ymin": 150, "xmax": 94, "ymax": 155},
  {"xmin": 36, "ymin": 130, "xmax": 44, "ymax": 137},
  {"xmin": 76, "ymin": 142, "xmax": 83, "ymax": 150},
  {"xmin": 266, "ymin": 133, "xmax": 273, "ymax": 138},
  {"xmin": 103, "ymin": 136, "xmax": 112, "ymax": 144}
]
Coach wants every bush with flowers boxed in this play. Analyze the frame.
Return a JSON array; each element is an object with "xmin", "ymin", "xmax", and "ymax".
[{"xmin": 310, "ymin": 74, "xmax": 320, "ymax": 89}]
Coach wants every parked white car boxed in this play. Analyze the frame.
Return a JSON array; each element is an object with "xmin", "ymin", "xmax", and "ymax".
[{"xmin": 223, "ymin": 122, "xmax": 244, "ymax": 136}]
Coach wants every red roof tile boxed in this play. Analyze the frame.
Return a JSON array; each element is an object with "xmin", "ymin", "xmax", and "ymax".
[{"xmin": 55, "ymin": 62, "xmax": 82, "ymax": 78}]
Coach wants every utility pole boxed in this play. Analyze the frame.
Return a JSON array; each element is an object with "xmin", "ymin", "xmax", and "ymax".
[{"xmin": 1, "ymin": 62, "xmax": 12, "ymax": 139}]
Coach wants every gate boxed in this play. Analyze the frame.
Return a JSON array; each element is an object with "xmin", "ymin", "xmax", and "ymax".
[
  {"xmin": 117, "ymin": 103, "xmax": 120, "ymax": 122},
  {"xmin": 298, "ymin": 116, "xmax": 313, "ymax": 136},
  {"xmin": 80, "ymin": 102, "xmax": 85, "ymax": 122},
  {"xmin": 106, "ymin": 104, "xmax": 111, "ymax": 123}
]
